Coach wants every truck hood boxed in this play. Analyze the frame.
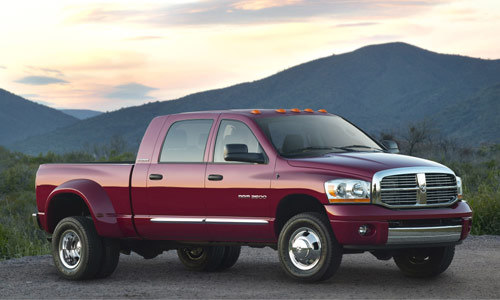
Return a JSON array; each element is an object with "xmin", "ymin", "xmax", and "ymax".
[{"xmin": 286, "ymin": 152, "xmax": 447, "ymax": 179}]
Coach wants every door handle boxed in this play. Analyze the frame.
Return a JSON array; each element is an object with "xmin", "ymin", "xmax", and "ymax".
[
  {"xmin": 208, "ymin": 174, "xmax": 223, "ymax": 181},
  {"xmin": 149, "ymin": 174, "xmax": 163, "ymax": 180}
]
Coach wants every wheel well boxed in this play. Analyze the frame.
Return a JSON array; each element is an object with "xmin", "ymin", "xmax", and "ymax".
[
  {"xmin": 47, "ymin": 193, "xmax": 91, "ymax": 233},
  {"xmin": 274, "ymin": 194, "xmax": 327, "ymax": 237}
]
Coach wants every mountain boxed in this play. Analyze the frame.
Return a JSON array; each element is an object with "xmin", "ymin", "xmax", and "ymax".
[
  {"xmin": 8, "ymin": 42, "xmax": 500, "ymax": 154},
  {"xmin": 0, "ymin": 89, "xmax": 78, "ymax": 146},
  {"xmin": 443, "ymin": 83, "xmax": 500, "ymax": 142},
  {"xmin": 60, "ymin": 109, "xmax": 102, "ymax": 120}
]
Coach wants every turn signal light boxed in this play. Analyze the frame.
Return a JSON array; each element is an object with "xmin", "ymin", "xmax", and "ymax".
[
  {"xmin": 251, "ymin": 109, "xmax": 261, "ymax": 114},
  {"xmin": 290, "ymin": 108, "xmax": 301, "ymax": 113}
]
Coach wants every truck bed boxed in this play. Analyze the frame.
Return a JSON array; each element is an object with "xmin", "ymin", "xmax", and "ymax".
[{"xmin": 35, "ymin": 163, "xmax": 135, "ymax": 235}]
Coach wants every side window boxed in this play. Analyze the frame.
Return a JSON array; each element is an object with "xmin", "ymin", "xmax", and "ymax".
[
  {"xmin": 213, "ymin": 120, "xmax": 264, "ymax": 163},
  {"xmin": 159, "ymin": 119, "xmax": 213, "ymax": 163}
]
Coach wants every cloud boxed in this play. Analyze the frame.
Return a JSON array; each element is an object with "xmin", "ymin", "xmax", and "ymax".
[
  {"xmin": 27, "ymin": 66, "xmax": 64, "ymax": 77},
  {"xmin": 15, "ymin": 76, "xmax": 68, "ymax": 85},
  {"xmin": 123, "ymin": 35, "xmax": 164, "ymax": 41},
  {"xmin": 0, "ymin": 65, "xmax": 6, "ymax": 69},
  {"xmin": 336, "ymin": 22, "xmax": 379, "ymax": 27},
  {"xmin": 231, "ymin": 0, "xmax": 302, "ymax": 11},
  {"xmin": 69, "ymin": 0, "xmax": 451, "ymax": 26},
  {"xmin": 104, "ymin": 83, "xmax": 157, "ymax": 100}
]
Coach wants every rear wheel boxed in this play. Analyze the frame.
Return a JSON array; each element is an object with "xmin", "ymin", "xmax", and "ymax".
[
  {"xmin": 393, "ymin": 246, "xmax": 455, "ymax": 278},
  {"xmin": 177, "ymin": 246, "xmax": 226, "ymax": 271},
  {"xmin": 52, "ymin": 216, "xmax": 103, "ymax": 280},
  {"xmin": 278, "ymin": 212, "xmax": 342, "ymax": 282},
  {"xmin": 95, "ymin": 238, "xmax": 120, "ymax": 278},
  {"xmin": 218, "ymin": 246, "xmax": 241, "ymax": 271}
]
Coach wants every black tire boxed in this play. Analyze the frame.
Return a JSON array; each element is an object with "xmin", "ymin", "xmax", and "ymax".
[
  {"xmin": 218, "ymin": 246, "xmax": 241, "ymax": 271},
  {"xmin": 51, "ymin": 216, "xmax": 103, "ymax": 280},
  {"xmin": 278, "ymin": 212, "xmax": 342, "ymax": 282},
  {"xmin": 393, "ymin": 246, "xmax": 455, "ymax": 278},
  {"xmin": 177, "ymin": 246, "xmax": 226, "ymax": 271},
  {"xmin": 94, "ymin": 238, "xmax": 120, "ymax": 278}
]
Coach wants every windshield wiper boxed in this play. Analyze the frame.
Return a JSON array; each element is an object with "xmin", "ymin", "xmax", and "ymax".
[
  {"xmin": 284, "ymin": 146, "xmax": 341, "ymax": 155},
  {"xmin": 336, "ymin": 145, "xmax": 384, "ymax": 152},
  {"xmin": 285, "ymin": 145, "xmax": 384, "ymax": 156}
]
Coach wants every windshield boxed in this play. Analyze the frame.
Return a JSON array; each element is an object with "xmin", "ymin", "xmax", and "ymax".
[{"xmin": 255, "ymin": 115, "xmax": 384, "ymax": 158}]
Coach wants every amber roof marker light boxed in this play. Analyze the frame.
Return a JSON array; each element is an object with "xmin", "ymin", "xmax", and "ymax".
[
  {"xmin": 250, "ymin": 109, "xmax": 261, "ymax": 114},
  {"xmin": 275, "ymin": 109, "xmax": 286, "ymax": 113},
  {"xmin": 290, "ymin": 108, "xmax": 301, "ymax": 113},
  {"xmin": 318, "ymin": 109, "xmax": 328, "ymax": 113},
  {"xmin": 304, "ymin": 108, "xmax": 314, "ymax": 113}
]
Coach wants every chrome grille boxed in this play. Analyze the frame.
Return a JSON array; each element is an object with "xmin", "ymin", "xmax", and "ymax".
[
  {"xmin": 373, "ymin": 167, "xmax": 459, "ymax": 208},
  {"xmin": 426, "ymin": 173, "xmax": 456, "ymax": 187},
  {"xmin": 380, "ymin": 190, "xmax": 417, "ymax": 205},
  {"xmin": 427, "ymin": 187, "xmax": 458, "ymax": 204},
  {"xmin": 380, "ymin": 174, "xmax": 416, "ymax": 189}
]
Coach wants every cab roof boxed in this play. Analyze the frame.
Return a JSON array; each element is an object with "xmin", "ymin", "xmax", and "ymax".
[{"xmin": 175, "ymin": 108, "xmax": 335, "ymax": 118}]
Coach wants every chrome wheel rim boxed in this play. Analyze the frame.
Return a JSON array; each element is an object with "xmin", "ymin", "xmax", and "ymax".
[
  {"xmin": 59, "ymin": 230, "xmax": 82, "ymax": 269},
  {"xmin": 288, "ymin": 227, "xmax": 322, "ymax": 270}
]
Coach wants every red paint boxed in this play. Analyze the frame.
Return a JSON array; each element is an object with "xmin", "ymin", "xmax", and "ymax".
[{"xmin": 35, "ymin": 109, "xmax": 472, "ymax": 248}]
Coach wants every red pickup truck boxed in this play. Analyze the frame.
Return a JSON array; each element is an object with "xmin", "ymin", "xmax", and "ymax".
[{"xmin": 33, "ymin": 109, "xmax": 472, "ymax": 282}]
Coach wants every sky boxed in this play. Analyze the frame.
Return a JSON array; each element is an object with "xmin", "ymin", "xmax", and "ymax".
[{"xmin": 0, "ymin": 0, "xmax": 499, "ymax": 111}]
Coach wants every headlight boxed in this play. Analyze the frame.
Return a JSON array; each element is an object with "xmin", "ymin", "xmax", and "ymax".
[
  {"xmin": 324, "ymin": 179, "xmax": 371, "ymax": 204},
  {"xmin": 456, "ymin": 176, "xmax": 463, "ymax": 200}
]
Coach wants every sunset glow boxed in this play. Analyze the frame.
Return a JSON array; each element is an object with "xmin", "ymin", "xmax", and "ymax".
[{"xmin": 0, "ymin": 0, "xmax": 499, "ymax": 111}]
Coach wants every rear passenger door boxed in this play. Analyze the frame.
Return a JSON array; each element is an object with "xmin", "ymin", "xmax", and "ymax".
[{"xmin": 137, "ymin": 114, "xmax": 216, "ymax": 240}]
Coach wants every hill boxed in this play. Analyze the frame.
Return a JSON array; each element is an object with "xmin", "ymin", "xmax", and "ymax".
[
  {"xmin": 9, "ymin": 42, "xmax": 500, "ymax": 154},
  {"xmin": 442, "ymin": 83, "xmax": 500, "ymax": 142},
  {"xmin": 0, "ymin": 89, "xmax": 78, "ymax": 146},
  {"xmin": 60, "ymin": 109, "xmax": 102, "ymax": 120}
]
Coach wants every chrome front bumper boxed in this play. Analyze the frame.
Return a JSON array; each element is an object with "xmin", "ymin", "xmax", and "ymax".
[{"xmin": 387, "ymin": 225, "xmax": 462, "ymax": 245}]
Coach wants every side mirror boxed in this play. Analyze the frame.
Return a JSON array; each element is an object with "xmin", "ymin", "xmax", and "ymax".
[
  {"xmin": 224, "ymin": 144, "xmax": 265, "ymax": 164},
  {"xmin": 382, "ymin": 140, "xmax": 399, "ymax": 154}
]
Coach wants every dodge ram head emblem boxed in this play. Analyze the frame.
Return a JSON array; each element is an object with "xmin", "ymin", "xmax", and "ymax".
[{"xmin": 419, "ymin": 182, "xmax": 427, "ymax": 193}]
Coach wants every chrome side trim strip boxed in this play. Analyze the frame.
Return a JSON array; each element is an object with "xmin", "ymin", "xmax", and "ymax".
[
  {"xmin": 205, "ymin": 218, "xmax": 269, "ymax": 224},
  {"xmin": 151, "ymin": 217, "xmax": 204, "ymax": 224},
  {"xmin": 387, "ymin": 225, "xmax": 462, "ymax": 245},
  {"xmin": 150, "ymin": 217, "xmax": 269, "ymax": 225}
]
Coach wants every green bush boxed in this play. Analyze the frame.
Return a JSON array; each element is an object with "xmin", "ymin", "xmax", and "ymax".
[
  {"xmin": 0, "ymin": 191, "xmax": 50, "ymax": 259},
  {"xmin": 462, "ymin": 161, "xmax": 500, "ymax": 235}
]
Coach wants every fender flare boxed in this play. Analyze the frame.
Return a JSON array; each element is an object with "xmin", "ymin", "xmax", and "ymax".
[{"xmin": 45, "ymin": 179, "xmax": 122, "ymax": 237}]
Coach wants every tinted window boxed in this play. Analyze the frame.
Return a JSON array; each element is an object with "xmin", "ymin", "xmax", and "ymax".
[
  {"xmin": 213, "ymin": 120, "xmax": 264, "ymax": 163},
  {"xmin": 256, "ymin": 115, "xmax": 383, "ymax": 158},
  {"xmin": 160, "ymin": 119, "xmax": 213, "ymax": 163}
]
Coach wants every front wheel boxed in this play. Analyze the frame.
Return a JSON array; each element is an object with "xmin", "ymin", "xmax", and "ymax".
[
  {"xmin": 393, "ymin": 246, "xmax": 455, "ymax": 278},
  {"xmin": 278, "ymin": 212, "xmax": 342, "ymax": 282},
  {"xmin": 51, "ymin": 216, "xmax": 103, "ymax": 280}
]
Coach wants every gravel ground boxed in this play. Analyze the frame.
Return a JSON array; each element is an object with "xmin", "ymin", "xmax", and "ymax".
[{"xmin": 1, "ymin": 235, "xmax": 499, "ymax": 299}]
